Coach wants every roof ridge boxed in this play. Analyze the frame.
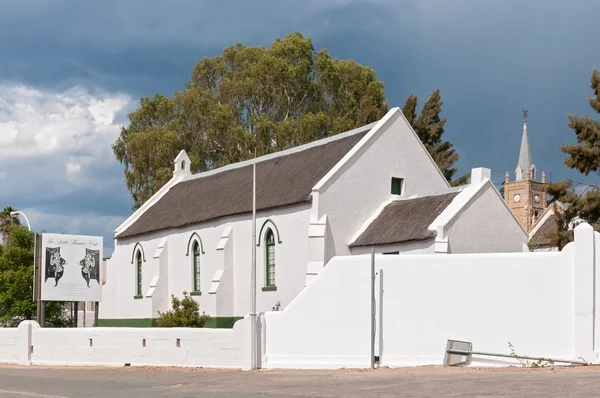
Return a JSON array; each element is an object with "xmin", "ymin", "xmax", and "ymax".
[
  {"xmin": 399, "ymin": 186, "xmax": 465, "ymax": 201},
  {"xmin": 186, "ymin": 121, "xmax": 377, "ymax": 182}
]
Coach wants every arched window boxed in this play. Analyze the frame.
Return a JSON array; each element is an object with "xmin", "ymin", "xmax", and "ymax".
[
  {"xmin": 265, "ymin": 229, "xmax": 276, "ymax": 288},
  {"xmin": 192, "ymin": 241, "xmax": 201, "ymax": 293},
  {"xmin": 135, "ymin": 250, "xmax": 143, "ymax": 297}
]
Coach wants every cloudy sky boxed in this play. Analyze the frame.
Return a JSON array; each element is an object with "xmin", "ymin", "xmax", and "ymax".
[{"xmin": 1, "ymin": 0, "xmax": 599, "ymax": 255}]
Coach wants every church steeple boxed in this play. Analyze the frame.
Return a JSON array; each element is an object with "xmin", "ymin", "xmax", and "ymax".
[
  {"xmin": 515, "ymin": 105, "xmax": 535, "ymax": 181},
  {"xmin": 504, "ymin": 104, "xmax": 548, "ymax": 233}
]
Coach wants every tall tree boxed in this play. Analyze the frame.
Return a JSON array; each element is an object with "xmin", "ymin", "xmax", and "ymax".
[
  {"xmin": 402, "ymin": 90, "xmax": 467, "ymax": 186},
  {"xmin": 401, "ymin": 94, "xmax": 418, "ymax": 125},
  {"xmin": 0, "ymin": 205, "xmax": 21, "ymax": 248},
  {"xmin": 114, "ymin": 32, "xmax": 388, "ymax": 210},
  {"xmin": 546, "ymin": 68, "xmax": 600, "ymax": 249}
]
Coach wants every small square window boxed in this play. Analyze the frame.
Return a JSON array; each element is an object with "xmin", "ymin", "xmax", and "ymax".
[{"xmin": 391, "ymin": 177, "xmax": 404, "ymax": 195}]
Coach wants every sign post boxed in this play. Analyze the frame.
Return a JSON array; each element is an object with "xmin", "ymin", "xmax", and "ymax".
[{"xmin": 34, "ymin": 233, "xmax": 45, "ymax": 327}]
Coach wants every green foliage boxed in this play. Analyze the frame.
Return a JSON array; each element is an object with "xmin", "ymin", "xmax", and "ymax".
[
  {"xmin": 0, "ymin": 224, "xmax": 70, "ymax": 327},
  {"xmin": 114, "ymin": 32, "xmax": 388, "ymax": 210},
  {"xmin": 0, "ymin": 205, "xmax": 21, "ymax": 247},
  {"xmin": 401, "ymin": 89, "xmax": 467, "ymax": 185},
  {"xmin": 508, "ymin": 341, "xmax": 554, "ymax": 368},
  {"xmin": 561, "ymin": 69, "xmax": 600, "ymax": 175},
  {"xmin": 544, "ymin": 181, "xmax": 600, "ymax": 250},
  {"xmin": 546, "ymin": 68, "xmax": 600, "ymax": 249},
  {"xmin": 156, "ymin": 291, "xmax": 212, "ymax": 328}
]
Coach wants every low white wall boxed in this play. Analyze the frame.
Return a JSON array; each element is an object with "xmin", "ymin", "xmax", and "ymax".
[
  {"xmin": 30, "ymin": 320, "xmax": 245, "ymax": 368},
  {"xmin": 262, "ymin": 224, "xmax": 598, "ymax": 369},
  {"xmin": 0, "ymin": 328, "xmax": 19, "ymax": 364}
]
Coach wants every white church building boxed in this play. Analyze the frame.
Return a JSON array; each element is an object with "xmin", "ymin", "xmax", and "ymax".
[{"xmin": 99, "ymin": 108, "xmax": 528, "ymax": 327}]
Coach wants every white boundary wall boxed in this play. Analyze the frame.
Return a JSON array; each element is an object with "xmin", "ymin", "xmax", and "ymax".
[
  {"xmin": 2, "ymin": 223, "xmax": 599, "ymax": 370},
  {"xmin": 0, "ymin": 328, "xmax": 19, "ymax": 364},
  {"xmin": 2, "ymin": 318, "xmax": 249, "ymax": 368},
  {"xmin": 262, "ymin": 223, "xmax": 600, "ymax": 369}
]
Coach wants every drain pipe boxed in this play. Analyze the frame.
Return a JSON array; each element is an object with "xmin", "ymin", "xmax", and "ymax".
[{"xmin": 370, "ymin": 248, "xmax": 375, "ymax": 369}]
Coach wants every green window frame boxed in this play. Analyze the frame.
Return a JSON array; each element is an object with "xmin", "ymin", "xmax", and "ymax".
[
  {"xmin": 265, "ymin": 229, "xmax": 276, "ymax": 288},
  {"xmin": 135, "ymin": 250, "xmax": 143, "ymax": 298},
  {"xmin": 192, "ymin": 241, "xmax": 201, "ymax": 293},
  {"xmin": 391, "ymin": 177, "xmax": 404, "ymax": 195}
]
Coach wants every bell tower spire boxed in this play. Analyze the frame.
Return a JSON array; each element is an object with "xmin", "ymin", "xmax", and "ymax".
[{"xmin": 515, "ymin": 104, "xmax": 535, "ymax": 181}]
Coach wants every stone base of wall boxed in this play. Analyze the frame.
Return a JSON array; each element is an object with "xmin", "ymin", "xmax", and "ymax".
[{"xmin": 98, "ymin": 317, "xmax": 243, "ymax": 329}]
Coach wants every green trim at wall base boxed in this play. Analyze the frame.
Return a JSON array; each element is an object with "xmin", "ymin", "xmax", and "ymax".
[
  {"xmin": 204, "ymin": 316, "xmax": 244, "ymax": 329},
  {"xmin": 98, "ymin": 318, "xmax": 157, "ymax": 327},
  {"xmin": 97, "ymin": 316, "xmax": 243, "ymax": 329}
]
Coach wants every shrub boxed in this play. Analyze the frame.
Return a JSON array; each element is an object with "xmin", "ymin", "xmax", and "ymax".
[{"xmin": 156, "ymin": 291, "xmax": 211, "ymax": 327}]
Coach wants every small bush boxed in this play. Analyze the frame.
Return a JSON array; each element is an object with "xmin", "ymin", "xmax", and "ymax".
[{"xmin": 156, "ymin": 291, "xmax": 211, "ymax": 328}]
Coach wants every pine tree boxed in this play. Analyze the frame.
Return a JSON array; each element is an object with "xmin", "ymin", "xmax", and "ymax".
[
  {"xmin": 402, "ymin": 89, "xmax": 467, "ymax": 186},
  {"xmin": 561, "ymin": 68, "xmax": 600, "ymax": 174},
  {"xmin": 401, "ymin": 94, "xmax": 418, "ymax": 125},
  {"xmin": 546, "ymin": 68, "xmax": 600, "ymax": 249}
]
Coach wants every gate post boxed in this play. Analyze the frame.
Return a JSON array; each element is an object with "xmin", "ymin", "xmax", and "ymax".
[{"xmin": 573, "ymin": 222, "xmax": 596, "ymax": 362}]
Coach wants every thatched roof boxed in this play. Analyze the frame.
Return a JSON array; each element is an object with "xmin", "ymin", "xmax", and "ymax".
[
  {"xmin": 117, "ymin": 125, "xmax": 374, "ymax": 239},
  {"xmin": 350, "ymin": 192, "xmax": 459, "ymax": 247},
  {"xmin": 529, "ymin": 214, "xmax": 559, "ymax": 248}
]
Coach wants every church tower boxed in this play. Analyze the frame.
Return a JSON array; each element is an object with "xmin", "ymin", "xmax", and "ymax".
[{"xmin": 504, "ymin": 106, "xmax": 547, "ymax": 232}]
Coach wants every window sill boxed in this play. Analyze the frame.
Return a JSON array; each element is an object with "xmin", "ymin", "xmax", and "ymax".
[
  {"xmin": 262, "ymin": 286, "xmax": 277, "ymax": 292},
  {"xmin": 190, "ymin": 291, "xmax": 202, "ymax": 296},
  {"xmin": 133, "ymin": 295, "xmax": 144, "ymax": 300}
]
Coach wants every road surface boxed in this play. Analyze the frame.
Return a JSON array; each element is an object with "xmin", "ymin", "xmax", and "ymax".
[{"xmin": 0, "ymin": 364, "xmax": 598, "ymax": 397}]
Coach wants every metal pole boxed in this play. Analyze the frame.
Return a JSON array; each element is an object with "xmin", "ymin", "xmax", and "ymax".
[
  {"xmin": 446, "ymin": 349, "xmax": 589, "ymax": 366},
  {"xmin": 11, "ymin": 211, "xmax": 31, "ymax": 231},
  {"xmin": 34, "ymin": 233, "xmax": 44, "ymax": 328},
  {"xmin": 250, "ymin": 160, "xmax": 257, "ymax": 370},
  {"xmin": 39, "ymin": 301, "xmax": 45, "ymax": 328},
  {"xmin": 93, "ymin": 302, "xmax": 99, "ymax": 327},
  {"xmin": 74, "ymin": 302, "xmax": 79, "ymax": 328},
  {"xmin": 370, "ymin": 248, "xmax": 375, "ymax": 369}
]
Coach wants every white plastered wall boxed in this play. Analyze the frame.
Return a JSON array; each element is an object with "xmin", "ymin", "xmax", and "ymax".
[
  {"xmin": 100, "ymin": 204, "xmax": 312, "ymax": 321},
  {"xmin": 315, "ymin": 108, "xmax": 449, "ymax": 260},
  {"xmin": 28, "ymin": 321, "xmax": 245, "ymax": 368},
  {"xmin": 445, "ymin": 182, "xmax": 528, "ymax": 253},
  {"xmin": 262, "ymin": 224, "xmax": 599, "ymax": 369},
  {"xmin": 0, "ymin": 328, "xmax": 19, "ymax": 364}
]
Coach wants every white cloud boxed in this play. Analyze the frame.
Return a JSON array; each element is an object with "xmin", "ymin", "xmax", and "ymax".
[
  {"xmin": 0, "ymin": 84, "xmax": 133, "ymax": 256},
  {"xmin": 0, "ymin": 84, "xmax": 130, "ymax": 160}
]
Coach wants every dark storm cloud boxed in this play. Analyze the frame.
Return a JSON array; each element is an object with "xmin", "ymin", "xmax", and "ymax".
[{"xmin": 1, "ymin": 0, "xmax": 599, "ymax": 255}]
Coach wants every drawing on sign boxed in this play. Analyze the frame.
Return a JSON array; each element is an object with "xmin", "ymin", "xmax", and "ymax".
[
  {"xmin": 45, "ymin": 247, "xmax": 67, "ymax": 287},
  {"xmin": 79, "ymin": 248, "xmax": 100, "ymax": 288}
]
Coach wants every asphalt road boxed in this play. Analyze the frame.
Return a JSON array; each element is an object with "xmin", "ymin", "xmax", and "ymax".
[{"xmin": 0, "ymin": 365, "xmax": 599, "ymax": 397}]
